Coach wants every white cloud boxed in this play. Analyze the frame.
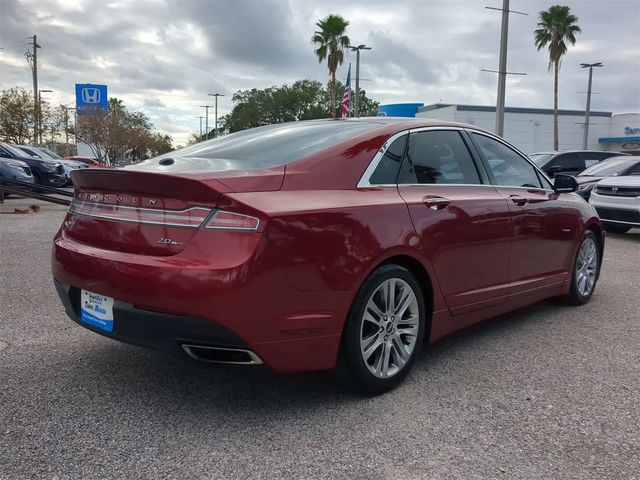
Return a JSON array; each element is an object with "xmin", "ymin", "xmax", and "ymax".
[{"xmin": 1, "ymin": 0, "xmax": 638, "ymax": 146}]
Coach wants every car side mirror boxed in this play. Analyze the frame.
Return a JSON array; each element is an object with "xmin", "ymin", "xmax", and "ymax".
[{"xmin": 553, "ymin": 174, "xmax": 578, "ymax": 193}]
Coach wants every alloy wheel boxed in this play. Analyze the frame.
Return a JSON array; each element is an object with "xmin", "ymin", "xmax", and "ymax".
[
  {"xmin": 575, "ymin": 237, "xmax": 598, "ymax": 297},
  {"xmin": 359, "ymin": 278, "xmax": 420, "ymax": 378}
]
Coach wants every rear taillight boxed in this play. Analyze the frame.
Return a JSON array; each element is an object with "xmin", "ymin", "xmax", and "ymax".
[
  {"xmin": 69, "ymin": 199, "xmax": 211, "ymax": 228},
  {"xmin": 205, "ymin": 211, "xmax": 260, "ymax": 231},
  {"xmin": 68, "ymin": 199, "xmax": 261, "ymax": 231}
]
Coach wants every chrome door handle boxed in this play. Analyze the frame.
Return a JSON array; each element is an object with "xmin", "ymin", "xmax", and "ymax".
[
  {"xmin": 509, "ymin": 195, "xmax": 528, "ymax": 206},
  {"xmin": 423, "ymin": 196, "xmax": 450, "ymax": 210}
]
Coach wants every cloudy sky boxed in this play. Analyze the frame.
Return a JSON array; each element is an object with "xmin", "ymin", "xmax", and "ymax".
[{"xmin": 1, "ymin": 0, "xmax": 638, "ymax": 146}]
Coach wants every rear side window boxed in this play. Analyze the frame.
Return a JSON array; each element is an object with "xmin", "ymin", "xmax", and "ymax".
[
  {"xmin": 135, "ymin": 121, "xmax": 381, "ymax": 172},
  {"xmin": 369, "ymin": 135, "xmax": 406, "ymax": 184},
  {"xmin": 551, "ymin": 153, "xmax": 585, "ymax": 171},
  {"xmin": 398, "ymin": 130, "xmax": 480, "ymax": 185}
]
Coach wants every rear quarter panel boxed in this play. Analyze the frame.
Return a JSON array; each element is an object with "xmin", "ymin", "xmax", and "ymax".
[{"xmin": 229, "ymin": 187, "xmax": 447, "ymax": 335}]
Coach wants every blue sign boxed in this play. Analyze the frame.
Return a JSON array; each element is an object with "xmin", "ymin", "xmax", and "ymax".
[{"xmin": 75, "ymin": 84, "xmax": 108, "ymax": 113}]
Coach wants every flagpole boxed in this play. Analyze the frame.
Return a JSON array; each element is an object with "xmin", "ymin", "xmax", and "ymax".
[{"xmin": 342, "ymin": 63, "xmax": 351, "ymax": 119}]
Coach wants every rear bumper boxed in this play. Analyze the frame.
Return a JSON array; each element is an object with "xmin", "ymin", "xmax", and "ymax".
[
  {"xmin": 52, "ymin": 229, "xmax": 346, "ymax": 373},
  {"xmin": 54, "ymin": 280, "xmax": 249, "ymax": 355}
]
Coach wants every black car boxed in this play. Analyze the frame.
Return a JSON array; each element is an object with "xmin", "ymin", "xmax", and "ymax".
[
  {"xmin": 576, "ymin": 156, "xmax": 640, "ymax": 200},
  {"xmin": 0, "ymin": 156, "xmax": 36, "ymax": 200},
  {"xmin": 529, "ymin": 150, "xmax": 629, "ymax": 178},
  {"xmin": 0, "ymin": 142, "xmax": 66, "ymax": 188}
]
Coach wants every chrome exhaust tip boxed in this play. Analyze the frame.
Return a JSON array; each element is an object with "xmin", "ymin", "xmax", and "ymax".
[{"xmin": 181, "ymin": 344, "xmax": 263, "ymax": 365}]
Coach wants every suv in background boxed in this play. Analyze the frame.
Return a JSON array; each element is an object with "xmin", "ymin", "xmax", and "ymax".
[
  {"xmin": 12, "ymin": 145, "xmax": 88, "ymax": 186},
  {"xmin": 529, "ymin": 150, "xmax": 629, "ymax": 178},
  {"xmin": 0, "ymin": 142, "xmax": 66, "ymax": 188},
  {"xmin": 589, "ymin": 176, "xmax": 640, "ymax": 234}
]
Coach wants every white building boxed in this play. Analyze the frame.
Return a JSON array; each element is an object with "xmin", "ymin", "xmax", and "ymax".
[{"xmin": 410, "ymin": 103, "xmax": 640, "ymax": 155}]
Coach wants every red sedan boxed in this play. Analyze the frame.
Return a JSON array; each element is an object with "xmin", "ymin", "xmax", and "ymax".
[
  {"xmin": 64, "ymin": 156, "xmax": 102, "ymax": 168},
  {"xmin": 52, "ymin": 118, "xmax": 603, "ymax": 393}
]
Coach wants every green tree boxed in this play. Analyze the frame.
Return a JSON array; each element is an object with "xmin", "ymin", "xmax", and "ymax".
[
  {"xmin": 326, "ymin": 81, "xmax": 379, "ymax": 118},
  {"xmin": 74, "ymin": 97, "xmax": 172, "ymax": 164},
  {"xmin": 534, "ymin": 5, "xmax": 581, "ymax": 150},
  {"xmin": 216, "ymin": 79, "xmax": 379, "ymax": 135},
  {"xmin": 311, "ymin": 14, "xmax": 350, "ymax": 119},
  {"xmin": 0, "ymin": 87, "xmax": 35, "ymax": 144}
]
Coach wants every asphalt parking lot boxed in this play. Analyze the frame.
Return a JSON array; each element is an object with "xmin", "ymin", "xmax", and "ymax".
[{"xmin": 0, "ymin": 197, "xmax": 638, "ymax": 480}]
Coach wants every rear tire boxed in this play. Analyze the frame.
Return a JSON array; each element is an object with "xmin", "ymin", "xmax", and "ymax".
[
  {"xmin": 337, "ymin": 264, "xmax": 426, "ymax": 395},
  {"xmin": 563, "ymin": 231, "xmax": 600, "ymax": 305},
  {"xmin": 603, "ymin": 224, "xmax": 631, "ymax": 234}
]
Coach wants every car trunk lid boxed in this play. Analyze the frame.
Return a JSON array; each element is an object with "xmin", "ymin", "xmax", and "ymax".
[{"xmin": 65, "ymin": 167, "xmax": 281, "ymax": 256}]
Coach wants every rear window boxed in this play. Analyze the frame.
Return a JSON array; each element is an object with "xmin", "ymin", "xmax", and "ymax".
[{"xmin": 134, "ymin": 121, "xmax": 381, "ymax": 172}]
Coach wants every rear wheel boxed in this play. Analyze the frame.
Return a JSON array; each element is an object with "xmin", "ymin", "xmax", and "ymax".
[
  {"xmin": 337, "ymin": 264, "xmax": 426, "ymax": 394},
  {"xmin": 603, "ymin": 223, "xmax": 631, "ymax": 234},
  {"xmin": 564, "ymin": 231, "xmax": 600, "ymax": 305}
]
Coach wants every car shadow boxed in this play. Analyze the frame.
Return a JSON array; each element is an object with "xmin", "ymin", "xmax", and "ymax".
[{"xmin": 36, "ymin": 296, "xmax": 569, "ymax": 416}]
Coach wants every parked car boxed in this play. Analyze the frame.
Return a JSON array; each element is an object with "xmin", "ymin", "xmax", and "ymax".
[
  {"xmin": 12, "ymin": 145, "xmax": 88, "ymax": 185},
  {"xmin": 52, "ymin": 118, "xmax": 604, "ymax": 394},
  {"xmin": 64, "ymin": 156, "xmax": 102, "ymax": 168},
  {"xmin": 589, "ymin": 176, "xmax": 640, "ymax": 234},
  {"xmin": 529, "ymin": 150, "xmax": 629, "ymax": 178},
  {"xmin": 0, "ymin": 156, "xmax": 35, "ymax": 199},
  {"xmin": 576, "ymin": 156, "xmax": 640, "ymax": 200},
  {"xmin": 0, "ymin": 142, "xmax": 66, "ymax": 188}
]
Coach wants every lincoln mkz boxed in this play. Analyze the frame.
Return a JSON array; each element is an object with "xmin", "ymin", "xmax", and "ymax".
[{"xmin": 52, "ymin": 118, "xmax": 603, "ymax": 393}]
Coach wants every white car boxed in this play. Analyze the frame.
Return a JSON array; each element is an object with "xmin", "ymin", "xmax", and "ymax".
[
  {"xmin": 589, "ymin": 176, "xmax": 640, "ymax": 234},
  {"xmin": 59, "ymin": 159, "xmax": 89, "ymax": 185}
]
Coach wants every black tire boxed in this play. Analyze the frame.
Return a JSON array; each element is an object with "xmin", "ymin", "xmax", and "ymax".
[
  {"xmin": 337, "ymin": 264, "xmax": 426, "ymax": 395},
  {"xmin": 603, "ymin": 223, "xmax": 631, "ymax": 234},
  {"xmin": 31, "ymin": 172, "xmax": 45, "ymax": 194},
  {"xmin": 563, "ymin": 231, "xmax": 601, "ymax": 306}
]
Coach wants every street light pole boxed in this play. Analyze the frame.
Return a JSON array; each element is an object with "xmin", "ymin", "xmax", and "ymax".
[
  {"xmin": 348, "ymin": 45, "xmax": 371, "ymax": 117},
  {"xmin": 201, "ymin": 105, "xmax": 211, "ymax": 139},
  {"xmin": 580, "ymin": 62, "xmax": 603, "ymax": 150},
  {"xmin": 38, "ymin": 89, "xmax": 52, "ymax": 145},
  {"xmin": 208, "ymin": 93, "xmax": 225, "ymax": 137}
]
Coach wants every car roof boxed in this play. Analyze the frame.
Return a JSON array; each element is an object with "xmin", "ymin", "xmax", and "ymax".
[{"xmin": 529, "ymin": 150, "xmax": 620, "ymax": 155}]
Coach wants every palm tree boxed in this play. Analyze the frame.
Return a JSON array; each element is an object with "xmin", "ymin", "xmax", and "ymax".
[
  {"xmin": 312, "ymin": 14, "xmax": 350, "ymax": 119},
  {"xmin": 534, "ymin": 5, "xmax": 581, "ymax": 150}
]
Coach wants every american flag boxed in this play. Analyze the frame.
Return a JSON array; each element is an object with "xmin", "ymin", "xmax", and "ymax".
[{"xmin": 341, "ymin": 63, "xmax": 351, "ymax": 118}]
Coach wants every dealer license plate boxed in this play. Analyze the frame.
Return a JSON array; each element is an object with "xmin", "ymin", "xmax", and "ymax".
[{"xmin": 80, "ymin": 289, "xmax": 114, "ymax": 333}]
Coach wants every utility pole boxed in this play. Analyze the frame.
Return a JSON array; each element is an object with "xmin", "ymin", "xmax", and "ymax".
[
  {"xmin": 580, "ymin": 62, "xmax": 603, "ymax": 149},
  {"xmin": 495, "ymin": 0, "xmax": 509, "ymax": 136},
  {"xmin": 208, "ymin": 93, "xmax": 224, "ymax": 137},
  {"xmin": 483, "ymin": 3, "xmax": 527, "ymax": 137},
  {"xmin": 26, "ymin": 35, "xmax": 41, "ymax": 144},
  {"xmin": 201, "ymin": 105, "xmax": 211, "ymax": 139},
  {"xmin": 196, "ymin": 116, "xmax": 204, "ymax": 139},
  {"xmin": 63, "ymin": 106, "xmax": 75, "ymax": 155},
  {"xmin": 348, "ymin": 45, "xmax": 371, "ymax": 117},
  {"xmin": 38, "ymin": 89, "xmax": 52, "ymax": 145}
]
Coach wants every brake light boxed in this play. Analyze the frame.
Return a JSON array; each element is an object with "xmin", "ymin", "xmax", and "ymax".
[{"xmin": 205, "ymin": 210, "xmax": 260, "ymax": 231}]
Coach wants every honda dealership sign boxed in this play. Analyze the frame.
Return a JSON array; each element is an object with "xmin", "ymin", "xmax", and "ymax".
[{"xmin": 75, "ymin": 84, "xmax": 108, "ymax": 113}]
